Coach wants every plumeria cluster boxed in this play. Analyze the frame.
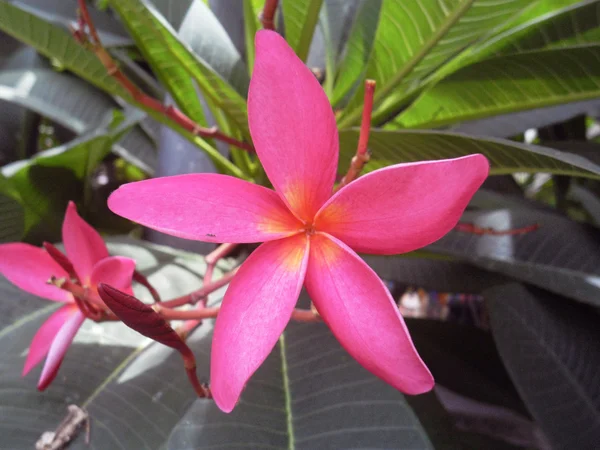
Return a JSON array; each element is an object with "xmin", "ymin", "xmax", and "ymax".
[{"xmin": 0, "ymin": 31, "xmax": 488, "ymax": 413}]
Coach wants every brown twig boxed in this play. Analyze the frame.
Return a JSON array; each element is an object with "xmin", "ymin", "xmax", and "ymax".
[
  {"xmin": 75, "ymin": 0, "xmax": 253, "ymax": 153},
  {"xmin": 260, "ymin": 0, "xmax": 279, "ymax": 30},
  {"xmin": 335, "ymin": 80, "xmax": 376, "ymax": 193}
]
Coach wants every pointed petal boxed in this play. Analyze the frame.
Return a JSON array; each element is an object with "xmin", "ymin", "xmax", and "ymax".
[
  {"xmin": 109, "ymin": 174, "xmax": 301, "ymax": 243},
  {"xmin": 211, "ymin": 234, "xmax": 309, "ymax": 412},
  {"xmin": 248, "ymin": 31, "xmax": 338, "ymax": 222},
  {"xmin": 63, "ymin": 201, "xmax": 109, "ymax": 284},
  {"xmin": 305, "ymin": 233, "xmax": 434, "ymax": 394},
  {"xmin": 90, "ymin": 256, "xmax": 135, "ymax": 295},
  {"xmin": 37, "ymin": 308, "xmax": 85, "ymax": 391},
  {"xmin": 0, "ymin": 243, "xmax": 70, "ymax": 302},
  {"xmin": 23, "ymin": 304, "xmax": 78, "ymax": 375},
  {"xmin": 315, "ymin": 155, "xmax": 489, "ymax": 254}
]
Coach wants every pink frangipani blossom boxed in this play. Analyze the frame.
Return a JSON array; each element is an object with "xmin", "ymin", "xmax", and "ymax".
[
  {"xmin": 0, "ymin": 202, "xmax": 135, "ymax": 390},
  {"xmin": 108, "ymin": 31, "xmax": 489, "ymax": 412}
]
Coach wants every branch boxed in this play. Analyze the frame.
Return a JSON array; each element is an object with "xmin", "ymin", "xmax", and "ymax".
[
  {"xmin": 335, "ymin": 79, "xmax": 376, "ymax": 193},
  {"xmin": 156, "ymin": 304, "xmax": 320, "ymax": 322},
  {"xmin": 260, "ymin": 0, "xmax": 279, "ymax": 30},
  {"xmin": 75, "ymin": 0, "xmax": 253, "ymax": 153},
  {"xmin": 161, "ymin": 268, "xmax": 239, "ymax": 309}
]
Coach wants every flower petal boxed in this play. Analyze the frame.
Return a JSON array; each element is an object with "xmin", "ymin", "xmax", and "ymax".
[
  {"xmin": 305, "ymin": 233, "xmax": 434, "ymax": 395},
  {"xmin": 63, "ymin": 201, "xmax": 109, "ymax": 284},
  {"xmin": 90, "ymin": 256, "xmax": 135, "ymax": 295},
  {"xmin": 315, "ymin": 155, "xmax": 489, "ymax": 254},
  {"xmin": 37, "ymin": 308, "xmax": 85, "ymax": 391},
  {"xmin": 0, "ymin": 243, "xmax": 70, "ymax": 302},
  {"xmin": 211, "ymin": 233, "xmax": 309, "ymax": 412},
  {"xmin": 22, "ymin": 304, "xmax": 78, "ymax": 375},
  {"xmin": 108, "ymin": 174, "xmax": 301, "ymax": 243},
  {"xmin": 248, "ymin": 30, "xmax": 338, "ymax": 222}
]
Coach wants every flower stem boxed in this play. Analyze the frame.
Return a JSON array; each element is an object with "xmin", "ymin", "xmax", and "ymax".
[
  {"xmin": 133, "ymin": 270, "xmax": 161, "ymax": 303},
  {"xmin": 260, "ymin": 0, "xmax": 279, "ymax": 30},
  {"xmin": 335, "ymin": 79, "xmax": 376, "ymax": 193},
  {"xmin": 74, "ymin": 0, "xmax": 253, "ymax": 155},
  {"xmin": 160, "ymin": 268, "xmax": 239, "ymax": 309}
]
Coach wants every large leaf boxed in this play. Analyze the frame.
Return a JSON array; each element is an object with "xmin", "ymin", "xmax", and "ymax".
[
  {"xmin": 338, "ymin": 129, "xmax": 600, "ymax": 179},
  {"xmin": 364, "ymin": 255, "xmax": 510, "ymax": 293},
  {"xmin": 108, "ymin": 0, "xmax": 250, "ymax": 136},
  {"xmin": 396, "ymin": 45, "xmax": 600, "ymax": 129},
  {"xmin": 281, "ymin": 0, "xmax": 324, "ymax": 62},
  {"xmin": 337, "ymin": 0, "xmax": 533, "ymax": 128},
  {"xmin": 0, "ymin": 67, "xmax": 156, "ymax": 172},
  {"xmin": 166, "ymin": 300, "xmax": 433, "ymax": 449},
  {"xmin": 486, "ymin": 283, "xmax": 600, "ymax": 449},
  {"xmin": 0, "ymin": 239, "xmax": 436, "ymax": 449},
  {"xmin": 425, "ymin": 208, "xmax": 600, "ymax": 306},
  {"xmin": 329, "ymin": 0, "xmax": 381, "ymax": 106}
]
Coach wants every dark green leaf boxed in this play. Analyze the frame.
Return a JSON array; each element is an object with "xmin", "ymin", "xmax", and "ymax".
[
  {"xmin": 282, "ymin": 0, "xmax": 324, "ymax": 62},
  {"xmin": 486, "ymin": 283, "xmax": 600, "ymax": 449},
  {"xmin": 364, "ymin": 255, "xmax": 510, "ymax": 293},
  {"xmin": 166, "ymin": 299, "xmax": 433, "ymax": 449},
  {"xmin": 338, "ymin": 0, "xmax": 533, "ymax": 128},
  {"xmin": 426, "ymin": 208, "xmax": 600, "ymax": 306},
  {"xmin": 338, "ymin": 129, "xmax": 600, "ymax": 179},
  {"xmin": 0, "ymin": 173, "xmax": 24, "ymax": 242},
  {"xmin": 396, "ymin": 45, "xmax": 600, "ymax": 129}
]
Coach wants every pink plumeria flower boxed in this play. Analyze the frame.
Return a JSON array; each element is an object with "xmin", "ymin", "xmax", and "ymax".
[
  {"xmin": 108, "ymin": 31, "xmax": 489, "ymax": 412},
  {"xmin": 0, "ymin": 202, "xmax": 135, "ymax": 390}
]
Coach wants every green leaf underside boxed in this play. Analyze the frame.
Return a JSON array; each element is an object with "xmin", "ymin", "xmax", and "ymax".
[
  {"xmin": 338, "ymin": 129, "xmax": 600, "ymax": 179},
  {"xmin": 107, "ymin": 0, "xmax": 249, "ymax": 136},
  {"xmin": 486, "ymin": 283, "xmax": 600, "ymax": 448},
  {"xmin": 396, "ymin": 45, "xmax": 600, "ymax": 129},
  {"xmin": 338, "ymin": 0, "xmax": 533, "ymax": 128},
  {"xmin": 427, "ymin": 209, "xmax": 600, "ymax": 306},
  {"xmin": 0, "ymin": 2, "xmax": 127, "ymax": 97}
]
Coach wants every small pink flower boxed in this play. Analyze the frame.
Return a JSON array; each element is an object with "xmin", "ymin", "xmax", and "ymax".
[
  {"xmin": 0, "ymin": 202, "xmax": 135, "ymax": 390},
  {"xmin": 108, "ymin": 31, "xmax": 489, "ymax": 412}
]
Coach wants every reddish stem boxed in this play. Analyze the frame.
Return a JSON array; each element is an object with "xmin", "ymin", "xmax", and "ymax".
[
  {"xmin": 133, "ymin": 270, "xmax": 161, "ymax": 303},
  {"xmin": 157, "ymin": 304, "xmax": 320, "ymax": 322},
  {"xmin": 291, "ymin": 308, "xmax": 321, "ymax": 322},
  {"xmin": 161, "ymin": 269, "xmax": 239, "ymax": 309},
  {"xmin": 205, "ymin": 243, "xmax": 238, "ymax": 266},
  {"xmin": 455, "ymin": 223, "xmax": 540, "ymax": 236},
  {"xmin": 260, "ymin": 0, "xmax": 279, "ymax": 30},
  {"xmin": 335, "ymin": 80, "xmax": 376, "ymax": 192},
  {"xmin": 75, "ymin": 0, "xmax": 253, "ymax": 153}
]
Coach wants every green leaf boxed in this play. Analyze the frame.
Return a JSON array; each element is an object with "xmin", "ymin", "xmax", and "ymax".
[
  {"xmin": 426, "ymin": 208, "xmax": 600, "ymax": 306},
  {"xmin": 0, "ymin": 174, "xmax": 25, "ymax": 242},
  {"xmin": 338, "ymin": 129, "xmax": 600, "ymax": 179},
  {"xmin": 338, "ymin": 0, "xmax": 533, "ymax": 128},
  {"xmin": 329, "ymin": 0, "xmax": 381, "ymax": 106},
  {"xmin": 107, "ymin": 0, "xmax": 250, "ymax": 135},
  {"xmin": 0, "ymin": 67, "xmax": 156, "ymax": 172},
  {"xmin": 0, "ymin": 1, "xmax": 128, "ymax": 97},
  {"xmin": 396, "ymin": 45, "xmax": 600, "ymax": 129},
  {"xmin": 166, "ymin": 296, "xmax": 433, "ymax": 449},
  {"xmin": 486, "ymin": 283, "xmax": 600, "ymax": 449},
  {"xmin": 243, "ymin": 0, "xmax": 261, "ymax": 73},
  {"xmin": 281, "ymin": 0, "xmax": 324, "ymax": 62},
  {"xmin": 406, "ymin": 320, "xmax": 529, "ymax": 418}
]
